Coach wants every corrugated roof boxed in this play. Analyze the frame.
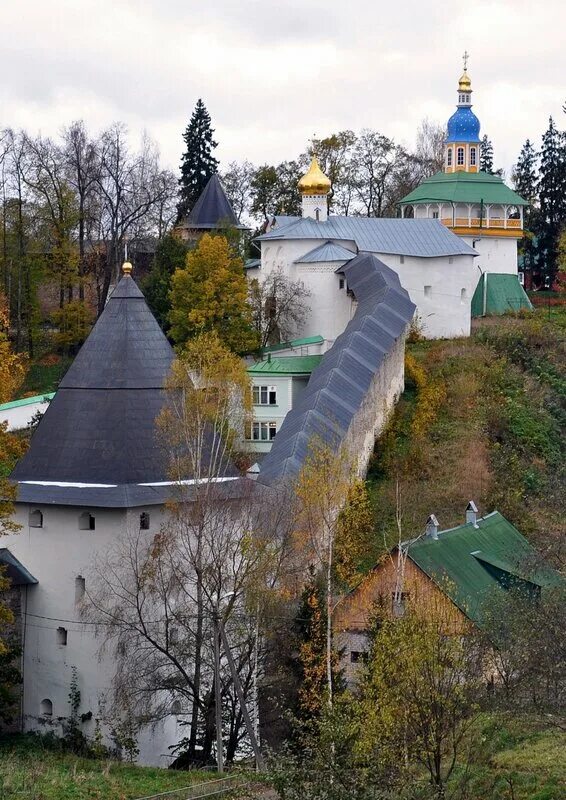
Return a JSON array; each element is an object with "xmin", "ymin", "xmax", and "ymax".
[
  {"xmin": 248, "ymin": 356, "xmax": 323, "ymax": 375},
  {"xmin": 11, "ymin": 274, "xmax": 239, "ymax": 505},
  {"xmin": 406, "ymin": 511, "xmax": 563, "ymax": 627},
  {"xmin": 399, "ymin": 170, "xmax": 529, "ymax": 207},
  {"xmin": 183, "ymin": 174, "xmax": 246, "ymax": 230},
  {"xmin": 295, "ymin": 241, "xmax": 356, "ymax": 263},
  {"xmin": 257, "ymin": 253, "xmax": 416, "ymax": 486},
  {"xmin": 258, "ymin": 217, "xmax": 476, "ymax": 258},
  {"xmin": 471, "ymin": 273, "xmax": 533, "ymax": 316},
  {"xmin": 261, "ymin": 335, "xmax": 324, "ymax": 354}
]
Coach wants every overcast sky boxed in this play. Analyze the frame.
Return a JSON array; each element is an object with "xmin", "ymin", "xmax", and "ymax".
[{"xmin": 1, "ymin": 0, "xmax": 564, "ymax": 178}]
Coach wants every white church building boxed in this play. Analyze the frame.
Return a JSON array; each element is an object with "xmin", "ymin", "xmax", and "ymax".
[{"xmin": 246, "ymin": 157, "xmax": 478, "ymax": 340}]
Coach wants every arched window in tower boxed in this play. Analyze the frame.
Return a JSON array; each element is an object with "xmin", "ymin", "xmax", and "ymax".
[
  {"xmin": 457, "ymin": 147, "xmax": 465, "ymax": 166},
  {"xmin": 447, "ymin": 148, "xmax": 453, "ymax": 167},
  {"xmin": 40, "ymin": 698, "xmax": 53, "ymax": 716},
  {"xmin": 470, "ymin": 147, "xmax": 477, "ymax": 166}
]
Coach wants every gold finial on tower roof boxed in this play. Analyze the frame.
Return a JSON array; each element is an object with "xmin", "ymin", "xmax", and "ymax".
[
  {"xmin": 458, "ymin": 50, "xmax": 472, "ymax": 92},
  {"xmin": 298, "ymin": 157, "xmax": 331, "ymax": 196},
  {"xmin": 122, "ymin": 261, "xmax": 133, "ymax": 276}
]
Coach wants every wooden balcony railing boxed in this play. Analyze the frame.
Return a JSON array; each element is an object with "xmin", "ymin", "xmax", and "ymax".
[{"xmin": 440, "ymin": 217, "xmax": 522, "ymax": 230}]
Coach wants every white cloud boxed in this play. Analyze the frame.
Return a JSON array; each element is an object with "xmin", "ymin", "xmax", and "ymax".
[{"xmin": 0, "ymin": 0, "xmax": 564, "ymax": 176}]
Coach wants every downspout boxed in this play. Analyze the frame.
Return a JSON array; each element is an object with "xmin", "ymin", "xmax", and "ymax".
[{"xmin": 483, "ymin": 270, "xmax": 488, "ymax": 317}]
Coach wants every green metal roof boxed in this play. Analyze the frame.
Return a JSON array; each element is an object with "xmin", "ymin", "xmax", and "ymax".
[
  {"xmin": 399, "ymin": 170, "xmax": 529, "ymax": 207},
  {"xmin": 471, "ymin": 273, "xmax": 533, "ymax": 317},
  {"xmin": 260, "ymin": 335, "xmax": 324, "ymax": 354},
  {"xmin": 406, "ymin": 512, "xmax": 563, "ymax": 627},
  {"xmin": 0, "ymin": 392, "xmax": 55, "ymax": 411},
  {"xmin": 248, "ymin": 355, "xmax": 323, "ymax": 376}
]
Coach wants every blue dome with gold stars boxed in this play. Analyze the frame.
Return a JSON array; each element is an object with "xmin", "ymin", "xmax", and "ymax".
[{"xmin": 446, "ymin": 107, "xmax": 481, "ymax": 143}]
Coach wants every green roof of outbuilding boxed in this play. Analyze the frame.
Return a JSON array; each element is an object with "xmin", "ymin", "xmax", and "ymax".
[
  {"xmin": 248, "ymin": 355, "xmax": 323, "ymax": 376},
  {"xmin": 471, "ymin": 273, "xmax": 533, "ymax": 316},
  {"xmin": 399, "ymin": 171, "xmax": 529, "ymax": 207},
  {"xmin": 260, "ymin": 335, "xmax": 324, "ymax": 354},
  {"xmin": 406, "ymin": 511, "xmax": 562, "ymax": 627},
  {"xmin": 0, "ymin": 392, "xmax": 55, "ymax": 411}
]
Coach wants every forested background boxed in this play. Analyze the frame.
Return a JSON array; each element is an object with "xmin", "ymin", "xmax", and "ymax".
[{"xmin": 0, "ymin": 99, "xmax": 565, "ymax": 361}]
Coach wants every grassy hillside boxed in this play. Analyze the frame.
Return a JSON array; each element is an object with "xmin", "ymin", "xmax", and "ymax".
[
  {"xmin": 457, "ymin": 714, "xmax": 566, "ymax": 800},
  {"xmin": 0, "ymin": 734, "xmax": 216, "ymax": 800},
  {"xmin": 367, "ymin": 309, "xmax": 565, "ymax": 567}
]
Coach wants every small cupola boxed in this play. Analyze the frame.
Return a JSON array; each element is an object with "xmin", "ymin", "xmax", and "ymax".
[
  {"xmin": 298, "ymin": 157, "xmax": 331, "ymax": 222},
  {"xmin": 425, "ymin": 514, "xmax": 440, "ymax": 540}
]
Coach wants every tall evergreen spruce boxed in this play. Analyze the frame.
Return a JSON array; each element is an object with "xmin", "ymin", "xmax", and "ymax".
[
  {"xmin": 514, "ymin": 139, "xmax": 540, "ymax": 278},
  {"xmin": 480, "ymin": 135, "xmax": 495, "ymax": 174},
  {"xmin": 538, "ymin": 117, "xmax": 566, "ymax": 283},
  {"xmin": 177, "ymin": 99, "xmax": 219, "ymax": 221}
]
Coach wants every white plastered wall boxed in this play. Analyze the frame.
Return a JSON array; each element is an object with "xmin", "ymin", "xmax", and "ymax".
[
  {"xmin": 258, "ymin": 239, "xmax": 478, "ymax": 341},
  {"xmin": 4, "ymin": 503, "xmax": 177, "ymax": 766}
]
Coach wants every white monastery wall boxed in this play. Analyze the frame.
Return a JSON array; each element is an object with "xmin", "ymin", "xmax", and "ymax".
[
  {"xmin": 259, "ymin": 240, "xmax": 477, "ymax": 341},
  {"xmin": 4, "ymin": 502, "xmax": 176, "ymax": 766},
  {"xmin": 345, "ymin": 332, "xmax": 407, "ymax": 477},
  {"xmin": 460, "ymin": 236, "xmax": 518, "ymax": 276},
  {"xmin": 373, "ymin": 253, "xmax": 477, "ymax": 339},
  {"xmin": 259, "ymin": 239, "xmax": 357, "ymax": 341}
]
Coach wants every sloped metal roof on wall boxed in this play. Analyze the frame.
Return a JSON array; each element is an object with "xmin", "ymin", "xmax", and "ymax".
[
  {"xmin": 256, "ymin": 253, "xmax": 416, "ymax": 486},
  {"xmin": 294, "ymin": 241, "xmax": 357, "ymax": 263},
  {"xmin": 258, "ymin": 217, "xmax": 476, "ymax": 258}
]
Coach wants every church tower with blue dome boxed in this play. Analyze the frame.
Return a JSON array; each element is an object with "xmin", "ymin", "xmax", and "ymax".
[
  {"xmin": 399, "ymin": 54, "xmax": 532, "ymax": 316},
  {"xmin": 444, "ymin": 54, "xmax": 481, "ymax": 173}
]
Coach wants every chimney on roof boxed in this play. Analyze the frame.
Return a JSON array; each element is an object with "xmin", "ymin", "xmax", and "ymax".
[
  {"xmin": 425, "ymin": 514, "xmax": 439, "ymax": 540},
  {"xmin": 466, "ymin": 500, "xmax": 479, "ymax": 527}
]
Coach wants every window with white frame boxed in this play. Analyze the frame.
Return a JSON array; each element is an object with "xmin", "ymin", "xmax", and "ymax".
[
  {"xmin": 447, "ymin": 148, "xmax": 453, "ymax": 167},
  {"xmin": 457, "ymin": 147, "xmax": 465, "ymax": 166},
  {"xmin": 252, "ymin": 385, "xmax": 277, "ymax": 406},
  {"xmin": 249, "ymin": 421, "xmax": 277, "ymax": 441},
  {"xmin": 432, "ymin": 211, "xmax": 439, "ymax": 219},
  {"xmin": 470, "ymin": 147, "xmax": 477, "ymax": 166}
]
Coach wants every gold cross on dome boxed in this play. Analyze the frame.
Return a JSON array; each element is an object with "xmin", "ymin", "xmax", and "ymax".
[{"xmin": 463, "ymin": 50, "xmax": 469, "ymax": 70}]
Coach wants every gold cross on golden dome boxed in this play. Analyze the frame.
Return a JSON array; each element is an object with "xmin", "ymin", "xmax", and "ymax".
[{"xmin": 463, "ymin": 50, "xmax": 469, "ymax": 70}]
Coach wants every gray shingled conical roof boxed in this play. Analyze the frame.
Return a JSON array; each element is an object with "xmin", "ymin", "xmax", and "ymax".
[
  {"xmin": 11, "ymin": 274, "xmax": 175, "ymax": 488},
  {"xmin": 185, "ymin": 174, "xmax": 243, "ymax": 229}
]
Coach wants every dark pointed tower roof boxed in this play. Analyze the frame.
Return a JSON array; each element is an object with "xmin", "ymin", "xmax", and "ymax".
[
  {"xmin": 184, "ymin": 174, "xmax": 245, "ymax": 230},
  {"xmin": 11, "ymin": 270, "xmax": 178, "ymax": 506}
]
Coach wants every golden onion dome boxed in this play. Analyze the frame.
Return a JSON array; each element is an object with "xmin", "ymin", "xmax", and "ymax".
[
  {"xmin": 298, "ymin": 157, "xmax": 331, "ymax": 195},
  {"xmin": 458, "ymin": 69, "xmax": 472, "ymax": 92}
]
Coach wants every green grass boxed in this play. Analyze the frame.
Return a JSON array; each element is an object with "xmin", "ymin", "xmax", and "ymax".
[
  {"xmin": 458, "ymin": 714, "xmax": 566, "ymax": 800},
  {"xmin": 0, "ymin": 734, "xmax": 217, "ymax": 800},
  {"xmin": 366, "ymin": 307, "xmax": 565, "ymax": 563},
  {"xmin": 19, "ymin": 354, "xmax": 73, "ymax": 396}
]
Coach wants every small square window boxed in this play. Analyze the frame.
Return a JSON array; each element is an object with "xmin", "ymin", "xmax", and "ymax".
[
  {"xmin": 339, "ymin": 278, "xmax": 344, "ymax": 289},
  {"xmin": 57, "ymin": 627, "xmax": 68, "ymax": 646},
  {"xmin": 140, "ymin": 512, "xmax": 150, "ymax": 530},
  {"xmin": 29, "ymin": 509, "xmax": 43, "ymax": 528},
  {"xmin": 350, "ymin": 651, "xmax": 367, "ymax": 664},
  {"xmin": 432, "ymin": 211, "xmax": 439, "ymax": 219}
]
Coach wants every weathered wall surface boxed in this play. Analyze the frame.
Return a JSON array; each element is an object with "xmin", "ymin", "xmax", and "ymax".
[{"xmin": 3, "ymin": 503, "xmax": 176, "ymax": 765}]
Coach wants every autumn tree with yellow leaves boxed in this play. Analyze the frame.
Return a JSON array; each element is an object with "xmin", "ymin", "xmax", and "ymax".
[
  {"xmin": 168, "ymin": 233, "xmax": 259, "ymax": 354},
  {"xmin": 0, "ymin": 291, "xmax": 26, "ymax": 719}
]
